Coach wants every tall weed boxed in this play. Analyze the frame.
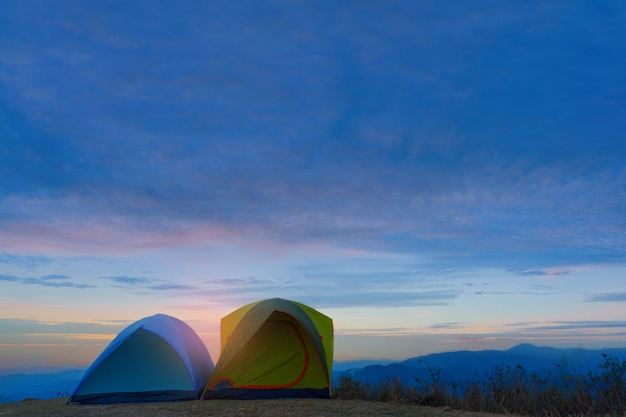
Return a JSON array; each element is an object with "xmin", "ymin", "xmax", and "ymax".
[{"xmin": 333, "ymin": 353, "xmax": 626, "ymax": 416}]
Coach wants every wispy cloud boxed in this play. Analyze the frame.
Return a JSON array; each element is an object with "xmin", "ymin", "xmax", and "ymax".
[
  {"xmin": 337, "ymin": 320, "xmax": 626, "ymax": 353},
  {"xmin": 338, "ymin": 320, "xmax": 626, "ymax": 338},
  {"xmin": 0, "ymin": 318, "xmax": 124, "ymax": 335},
  {"xmin": 0, "ymin": 274, "xmax": 19, "ymax": 282},
  {"xmin": 336, "ymin": 327, "xmax": 422, "ymax": 337},
  {"xmin": 99, "ymin": 276, "xmax": 152, "ymax": 286},
  {"xmin": 98, "ymin": 275, "xmax": 197, "ymax": 292},
  {"xmin": 585, "ymin": 293, "xmax": 626, "ymax": 303},
  {"xmin": 205, "ymin": 276, "xmax": 279, "ymax": 286},
  {"xmin": 510, "ymin": 268, "xmax": 571, "ymax": 277},
  {"xmin": 39, "ymin": 274, "xmax": 71, "ymax": 281},
  {"xmin": 148, "ymin": 283, "xmax": 195, "ymax": 291},
  {"xmin": 2, "ymin": 270, "xmax": 201, "ymax": 293},
  {"xmin": 0, "ymin": 253, "xmax": 54, "ymax": 269},
  {"xmin": 430, "ymin": 322, "xmax": 466, "ymax": 330},
  {"xmin": 0, "ymin": 0, "xmax": 624, "ymax": 271},
  {"xmin": 507, "ymin": 321, "xmax": 626, "ymax": 332},
  {"xmin": 0, "ymin": 273, "xmax": 94, "ymax": 289},
  {"xmin": 304, "ymin": 290, "xmax": 460, "ymax": 309}
]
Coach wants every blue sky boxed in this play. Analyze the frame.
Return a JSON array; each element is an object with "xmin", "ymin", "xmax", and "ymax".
[{"xmin": 1, "ymin": 0, "xmax": 625, "ymax": 371}]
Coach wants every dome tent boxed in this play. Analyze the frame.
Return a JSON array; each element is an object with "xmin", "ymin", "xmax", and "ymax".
[
  {"xmin": 68, "ymin": 314, "xmax": 214, "ymax": 404},
  {"xmin": 202, "ymin": 298, "xmax": 333, "ymax": 399}
]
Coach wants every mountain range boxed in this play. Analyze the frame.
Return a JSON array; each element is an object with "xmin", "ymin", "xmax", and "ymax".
[
  {"xmin": 0, "ymin": 369, "xmax": 84, "ymax": 403},
  {"xmin": 333, "ymin": 343, "xmax": 626, "ymax": 387}
]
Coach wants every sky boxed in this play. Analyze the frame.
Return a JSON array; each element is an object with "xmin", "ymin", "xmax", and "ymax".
[{"xmin": 1, "ymin": 0, "xmax": 625, "ymax": 372}]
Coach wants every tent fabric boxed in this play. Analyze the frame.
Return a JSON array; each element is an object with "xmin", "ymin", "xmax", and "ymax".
[
  {"xmin": 202, "ymin": 298, "xmax": 333, "ymax": 399},
  {"xmin": 68, "ymin": 314, "xmax": 214, "ymax": 404}
]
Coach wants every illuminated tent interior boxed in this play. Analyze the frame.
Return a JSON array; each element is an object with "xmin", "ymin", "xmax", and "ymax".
[{"xmin": 202, "ymin": 298, "xmax": 333, "ymax": 399}]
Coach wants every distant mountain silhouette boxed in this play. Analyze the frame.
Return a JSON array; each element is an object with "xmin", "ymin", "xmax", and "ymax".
[
  {"xmin": 333, "ymin": 359, "xmax": 395, "ymax": 372},
  {"xmin": 334, "ymin": 344, "xmax": 626, "ymax": 388},
  {"xmin": 0, "ymin": 369, "xmax": 84, "ymax": 403}
]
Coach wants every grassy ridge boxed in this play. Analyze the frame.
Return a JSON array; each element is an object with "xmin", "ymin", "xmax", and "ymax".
[
  {"xmin": 333, "ymin": 353, "xmax": 626, "ymax": 416},
  {"xmin": 0, "ymin": 398, "xmax": 508, "ymax": 417},
  {"xmin": 4, "ymin": 353, "xmax": 625, "ymax": 416}
]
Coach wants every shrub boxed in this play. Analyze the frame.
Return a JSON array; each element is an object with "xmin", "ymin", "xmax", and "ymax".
[
  {"xmin": 333, "ymin": 375, "xmax": 368, "ymax": 400},
  {"xmin": 333, "ymin": 352, "xmax": 626, "ymax": 416}
]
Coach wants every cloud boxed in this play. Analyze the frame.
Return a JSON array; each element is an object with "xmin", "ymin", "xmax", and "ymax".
[
  {"xmin": 0, "ymin": 273, "xmax": 94, "ymax": 289},
  {"xmin": 303, "ymin": 290, "xmax": 460, "ymax": 309},
  {"xmin": 148, "ymin": 283, "xmax": 195, "ymax": 291},
  {"xmin": 337, "ymin": 320, "xmax": 626, "ymax": 353},
  {"xmin": 338, "ymin": 320, "xmax": 626, "ymax": 338},
  {"xmin": 20, "ymin": 277, "xmax": 94, "ymax": 289},
  {"xmin": 585, "ymin": 293, "xmax": 626, "ymax": 303},
  {"xmin": 4, "ymin": 269, "xmax": 200, "ymax": 298},
  {"xmin": 39, "ymin": 274, "xmax": 71, "ymax": 281},
  {"xmin": 0, "ymin": 253, "xmax": 54, "ymax": 269},
  {"xmin": 204, "ymin": 276, "xmax": 281, "ymax": 287},
  {"xmin": 430, "ymin": 322, "xmax": 465, "ymax": 330},
  {"xmin": 98, "ymin": 275, "xmax": 197, "ymax": 293},
  {"xmin": 336, "ymin": 327, "xmax": 423, "ymax": 337},
  {"xmin": 0, "ymin": 318, "xmax": 125, "ymax": 336},
  {"xmin": 0, "ymin": 0, "xmax": 624, "ymax": 273},
  {"xmin": 99, "ymin": 276, "xmax": 152, "ymax": 286},
  {"xmin": 193, "ymin": 277, "xmax": 301, "ymax": 305},
  {"xmin": 510, "ymin": 321, "xmax": 626, "ymax": 332},
  {"xmin": 510, "ymin": 268, "xmax": 571, "ymax": 277},
  {"xmin": 0, "ymin": 274, "xmax": 19, "ymax": 282}
]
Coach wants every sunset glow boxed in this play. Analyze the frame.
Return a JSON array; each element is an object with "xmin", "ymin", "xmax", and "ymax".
[{"xmin": 1, "ymin": 1, "xmax": 625, "ymax": 372}]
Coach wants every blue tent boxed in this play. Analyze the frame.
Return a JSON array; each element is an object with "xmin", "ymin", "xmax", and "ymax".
[{"xmin": 68, "ymin": 314, "xmax": 214, "ymax": 404}]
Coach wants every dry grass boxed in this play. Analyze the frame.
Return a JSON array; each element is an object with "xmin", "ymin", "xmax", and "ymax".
[{"xmin": 0, "ymin": 398, "xmax": 513, "ymax": 417}]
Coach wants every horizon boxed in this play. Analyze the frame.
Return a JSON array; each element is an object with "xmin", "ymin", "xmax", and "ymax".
[
  {"xmin": 3, "ymin": 341, "xmax": 626, "ymax": 377},
  {"xmin": 1, "ymin": 1, "xmax": 625, "ymax": 371}
]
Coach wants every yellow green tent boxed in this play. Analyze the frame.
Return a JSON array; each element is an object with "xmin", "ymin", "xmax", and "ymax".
[{"xmin": 201, "ymin": 298, "xmax": 333, "ymax": 399}]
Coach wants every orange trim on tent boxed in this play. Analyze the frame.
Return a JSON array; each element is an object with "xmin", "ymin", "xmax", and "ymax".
[
  {"xmin": 280, "ymin": 309, "xmax": 331, "ymax": 386},
  {"xmin": 203, "ymin": 301, "xmax": 333, "ymax": 398},
  {"xmin": 274, "ymin": 309, "xmax": 331, "ymax": 386}
]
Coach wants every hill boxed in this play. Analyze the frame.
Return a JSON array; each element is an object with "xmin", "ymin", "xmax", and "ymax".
[{"xmin": 335, "ymin": 343, "xmax": 626, "ymax": 387}]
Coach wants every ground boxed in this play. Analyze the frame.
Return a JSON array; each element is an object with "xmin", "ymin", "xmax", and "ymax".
[{"xmin": 0, "ymin": 398, "xmax": 514, "ymax": 417}]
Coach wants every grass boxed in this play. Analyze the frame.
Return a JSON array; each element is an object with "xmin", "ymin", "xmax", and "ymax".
[
  {"xmin": 3, "ymin": 353, "xmax": 625, "ymax": 416},
  {"xmin": 333, "ymin": 353, "xmax": 626, "ymax": 416},
  {"xmin": 0, "ymin": 398, "xmax": 509, "ymax": 417}
]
